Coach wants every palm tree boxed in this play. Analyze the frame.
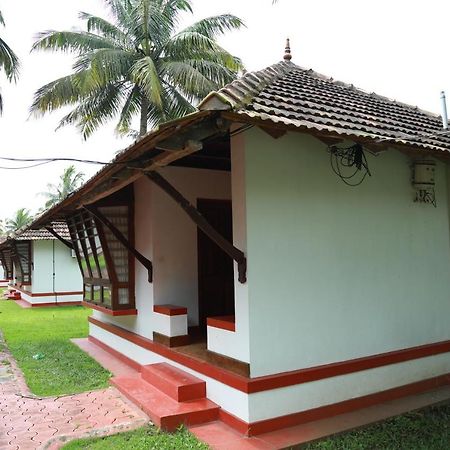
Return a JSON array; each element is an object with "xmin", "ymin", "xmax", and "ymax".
[
  {"xmin": 30, "ymin": 0, "xmax": 244, "ymax": 139},
  {"xmin": 5, "ymin": 209, "xmax": 33, "ymax": 234},
  {"xmin": 0, "ymin": 9, "xmax": 20, "ymax": 114},
  {"xmin": 40, "ymin": 165, "xmax": 85, "ymax": 208}
]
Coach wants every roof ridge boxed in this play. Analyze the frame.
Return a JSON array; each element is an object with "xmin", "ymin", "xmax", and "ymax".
[{"xmin": 198, "ymin": 60, "xmax": 296, "ymax": 111}]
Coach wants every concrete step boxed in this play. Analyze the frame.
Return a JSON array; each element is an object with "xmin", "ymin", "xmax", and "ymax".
[
  {"xmin": 111, "ymin": 375, "xmax": 219, "ymax": 431},
  {"xmin": 141, "ymin": 363, "xmax": 206, "ymax": 402}
]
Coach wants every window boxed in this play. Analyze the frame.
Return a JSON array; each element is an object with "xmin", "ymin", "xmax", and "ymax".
[
  {"xmin": 67, "ymin": 188, "xmax": 135, "ymax": 312},
  {"xmin": 12, "ymin": 241, "xmax": 31, "ymax": 285},
  {"xmin": 0, "ymin": 249, "xmax": 13, "ymax": 279}
]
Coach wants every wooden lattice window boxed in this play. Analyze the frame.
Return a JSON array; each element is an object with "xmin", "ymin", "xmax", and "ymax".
[
  {"xmin": 12, "ymin": 241, "xmax": 32, "ymax": 285},
  {"xmin": 0, "ymin": 249, "xmax": 13, "ymax": 279},
  {"xmin": 67, "ymin": 188, "xmax": 135, "ymax": 311}
]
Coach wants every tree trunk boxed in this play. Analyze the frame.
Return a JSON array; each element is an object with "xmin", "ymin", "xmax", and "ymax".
[{"xmin": 139, "ymin": 95, "xmax": 149, "ymax": 136}]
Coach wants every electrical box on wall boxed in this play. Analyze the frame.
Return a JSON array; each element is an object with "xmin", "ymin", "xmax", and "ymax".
[{"xmin": 412, "ymin": 160, "xmax": 436, "ymax": 206}]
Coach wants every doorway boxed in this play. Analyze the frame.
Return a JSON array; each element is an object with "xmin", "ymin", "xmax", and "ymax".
[{"xmin": 197, "ymin": 199, "xmax": 235, "ymax": 332}]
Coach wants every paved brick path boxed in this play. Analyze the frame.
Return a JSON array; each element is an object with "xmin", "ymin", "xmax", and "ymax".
[{"xmin": 0, "ymin": 334, "xmax": 148, "ymax": 450}]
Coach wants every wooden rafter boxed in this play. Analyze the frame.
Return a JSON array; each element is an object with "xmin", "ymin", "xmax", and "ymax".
[
  {"xmin": 45, "ymin": 226, "xmax": 74, "ymax": 250},
  {"xmin": 83, "ymin": 205, "xmax": 153, "ymax": 283},
  {"xmin": 145, "ymin": 171, "xmax": 247, "ymax": 283},
  {"xmin": 82, "ymin": 141, "xmax": 203, "ymax": 208}
]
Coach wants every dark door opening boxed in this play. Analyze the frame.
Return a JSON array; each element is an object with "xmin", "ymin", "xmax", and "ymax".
[{"xmin": 197, "ymin": 199, "xmax": 235, "ymax": 333}]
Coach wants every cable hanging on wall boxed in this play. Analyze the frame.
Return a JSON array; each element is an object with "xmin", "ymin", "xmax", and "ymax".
[{"xmin": 328, "ymin": 143, "xmax": 371, "ymax": 186}]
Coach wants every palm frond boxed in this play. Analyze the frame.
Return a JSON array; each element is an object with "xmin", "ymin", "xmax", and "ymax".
[
  {"xmin": 165, "ymin": 30, "xmax": 218, "ymax": 55},
  {"xmin": 5, "ymin": 208, "xmax": 33, "ymax": 232},
  {"xmin": 182, "ymin": 14, "xmax": 245, "ymax": 40},
  {"xmin": 30, "ymin": 73, "xmax": 88, "ymax": 115},
  {"xmin": 73, "ymin": 48, "xmax": 138, "ymax": 82},
  {"xmin": 31, "ymin": 30, "xmax": 120, "ymax": 54},
  {"xmin": 0, "ymin": 36, "xmax": 20, "ymax": 81},
  {"xmin": 79, "ymin": 12, "xmax": 130, "ymax": 45},
  {"xmin": 116, "ymin": 84, "xmax": 141, "ymax": 135},
  {"xmin": 39, "ymin": 165, "xmax": 84, "ymax": 208},
  {"xmin": 103, "ymin": 0, "xmax": 134, "ymax": 28},
  {"xmin": 160, "ymin": 81, "xmax": 196, "ymax": 120},
  {"xmin": 131, "ymin": 56, "xmax": 163, "ymax": 108},
  {"xmin": 158, "ymin": 0, "xmax": 193, "ymax": 37},
  {"xmin": 161, "ymin": 60, "xmax": 216, "ymax": 99},
  {"xmin": 58, "ymin": 82, "xmax": 125, "ymax": 139}
]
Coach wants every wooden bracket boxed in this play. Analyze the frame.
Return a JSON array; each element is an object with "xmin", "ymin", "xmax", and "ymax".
[
  {"xmin": 145, "ymin": 171, "xmax": 247, "ymax": 283},
  {"xmin": 45, "ymin": 226, "xmax": 74, "ymax": 250},
  {"xmin": 83, "ymin": 205, "xmax": 153, "ymax": 283}
]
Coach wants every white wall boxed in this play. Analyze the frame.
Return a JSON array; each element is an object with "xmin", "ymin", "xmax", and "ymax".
[
  {"xmin": 207, "ymin": 130, "xmax": 251, "ymax": 363},
  {"xmin": 243, "ymin": 128, "xmax": 450, "ymax": 377},
  {"xmin": 32, "ymin": 240, "xmax": 82, "ymax": 294}
]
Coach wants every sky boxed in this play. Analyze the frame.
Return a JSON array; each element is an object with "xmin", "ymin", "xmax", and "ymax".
[{"xmin": 1, "ymin": 0, "xmax": 449, "ymax": 220}]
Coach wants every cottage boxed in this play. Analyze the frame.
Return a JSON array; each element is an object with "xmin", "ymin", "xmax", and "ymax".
[
  {"xmin": 30, "ymin": 49, "xmax": 450, "ymax": 436},
  {"xmin": 0, "ymin": 222, "xmax": 83, "ymax": 306}
]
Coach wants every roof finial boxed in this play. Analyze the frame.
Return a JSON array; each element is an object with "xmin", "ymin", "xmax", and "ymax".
[{"xmin": 283, "ymin": 38, "xmax": 292, "ymax": 61}]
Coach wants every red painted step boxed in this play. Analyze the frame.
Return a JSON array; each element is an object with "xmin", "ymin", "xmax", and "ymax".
[
  {"xmin": 111, "ymin": 375, "xmax": 219, "ymax": 431},
  {"xmin": 141, "ymin": 363, "xmax": 206, "ymax": 402}
]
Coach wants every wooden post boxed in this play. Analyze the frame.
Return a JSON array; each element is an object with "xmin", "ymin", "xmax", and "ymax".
[{"xmin": 145, "ymin": 171, "xmax": 247, "ymax": 283}]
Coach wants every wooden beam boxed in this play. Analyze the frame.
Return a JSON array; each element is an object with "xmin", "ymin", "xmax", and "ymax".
[
  {"xmin": 45, "ymin": 226, "xmax": 74, "ymax": 250},
  {"xmin": 82, "ymin": 142, "xmax": 204, "ymax": 208},
  {"xmin": 83, "ymin": 205, "xmax": 153, "ymax": 283},
  {"xmin": 145, "ymin": 171, "xmax": 247, "ymax": 283},
  {"xmin": 152, "ymin": 140, "xmax": 203, "ymax": 166}
]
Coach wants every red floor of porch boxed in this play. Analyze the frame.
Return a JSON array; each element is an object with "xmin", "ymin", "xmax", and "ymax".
[{"xmin": 73, "ymin": 337, "xmax": 450, "ymax": 450}]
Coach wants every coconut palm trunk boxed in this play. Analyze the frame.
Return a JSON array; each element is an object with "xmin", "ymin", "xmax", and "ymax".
[{"xmin": 140, "ymin": 95, "xmax": 150, "ymax": 136}]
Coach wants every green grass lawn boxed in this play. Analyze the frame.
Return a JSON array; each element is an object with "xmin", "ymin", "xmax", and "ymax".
[
  {"xmin": 0, "ymin": 297, "xmax": 110, "ymax": 396},
  {"xmin": 62, "ymin": 425, "xmax": 209, "ymax": 450},
  {"xmin": 304, "ymin": 402, "xmax": 450, "ymax": 450}
]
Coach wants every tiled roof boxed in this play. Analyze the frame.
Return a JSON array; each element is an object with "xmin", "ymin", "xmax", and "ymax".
[
  {"xmin": 199, "ymin": 61, "xmax": 450, "ymax": 153},
  {"xmin": 15, "ymin": 222, "xmax": 70, "ymax": 241}
]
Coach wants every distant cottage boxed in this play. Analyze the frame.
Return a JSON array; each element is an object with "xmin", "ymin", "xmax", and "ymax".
[{"xmin": 0, "ymin": 222, "xmax": 83, "ymax": 306}]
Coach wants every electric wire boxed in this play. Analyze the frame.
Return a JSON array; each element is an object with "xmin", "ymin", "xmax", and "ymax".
[
  {"xmin": 0, "ymin": 161, "xmax": 53, "ymax": 170},
  {"xmin": 329, "ymin": 144, "xmax": 371, "ymax": 187},
  {"xmin": 0, "ymin": 155, "xmax": 149, "ymax": 172}
]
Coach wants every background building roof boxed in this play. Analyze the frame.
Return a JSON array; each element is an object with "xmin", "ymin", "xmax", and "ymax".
[{"xmin": 14, "ymin": 222, "xmax": 70, "ymax": 241}]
